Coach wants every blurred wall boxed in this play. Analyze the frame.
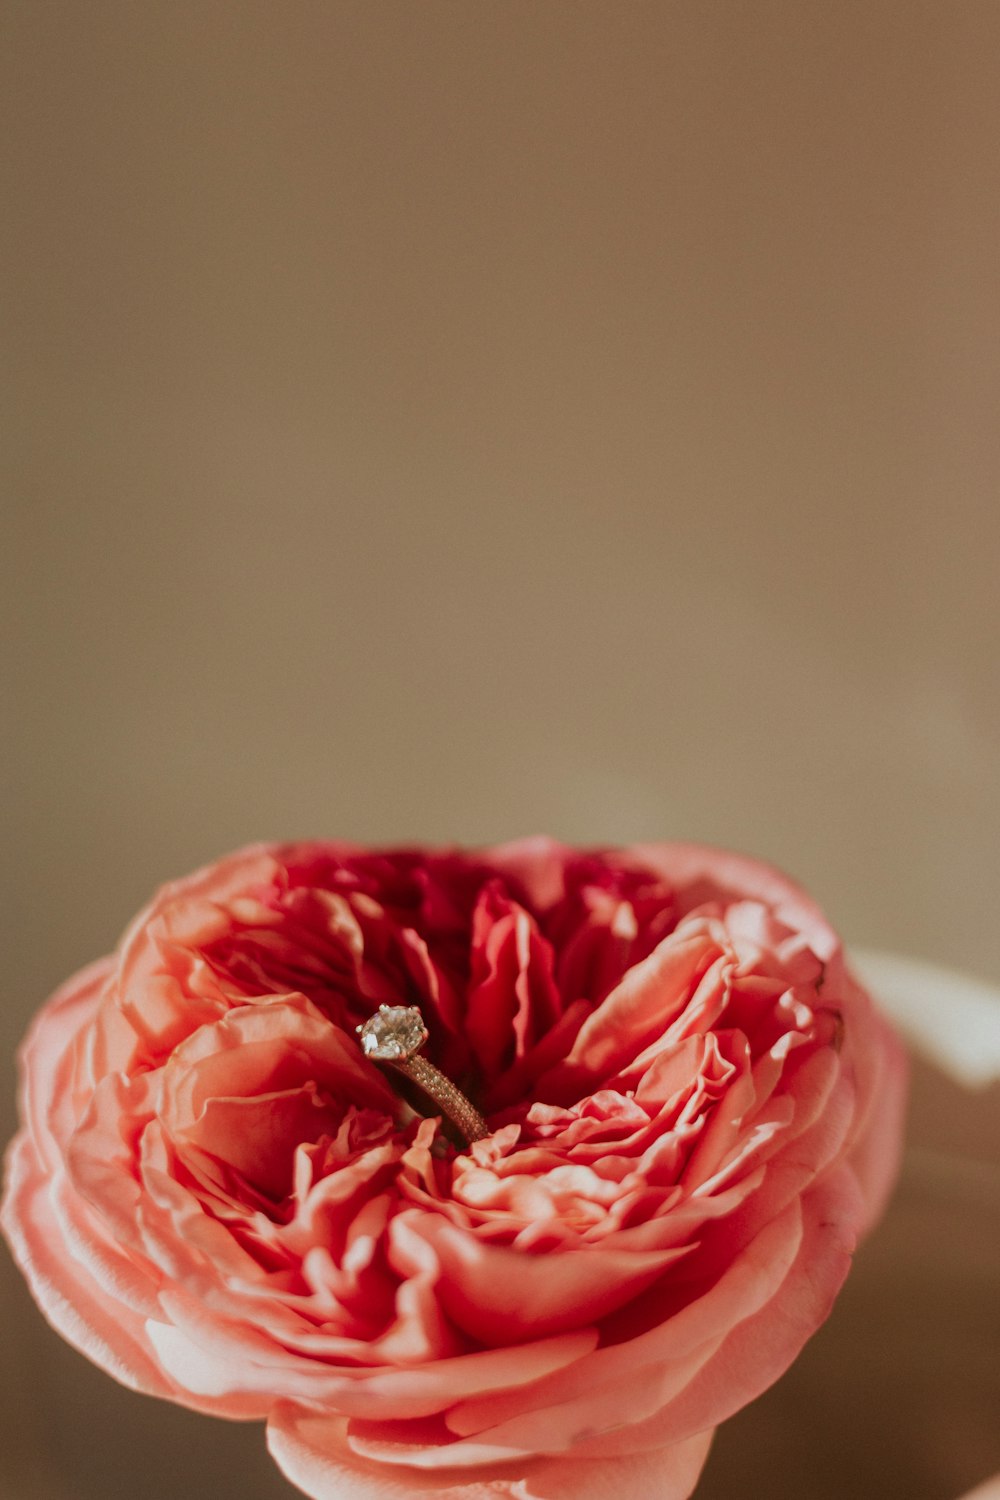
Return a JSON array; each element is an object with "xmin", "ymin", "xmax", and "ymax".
[{"xmin": 2, "ymin": 4, "xmax": 999, "ymax": 1497}]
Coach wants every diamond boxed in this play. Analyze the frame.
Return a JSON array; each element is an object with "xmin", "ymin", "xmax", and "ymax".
[{"xmin": 358, "ymin": 1005, "xmax": 429, "ymax": 1061}]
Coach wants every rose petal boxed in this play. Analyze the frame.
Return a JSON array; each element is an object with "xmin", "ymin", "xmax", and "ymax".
[
  {"xmin": 564, "ymin": 1166, "xmax": 864, "ymax": 1457},
  {"xmin": 409, "ymin": 1212, "xmax": 692, "ymax": 1343},
  {"xmin": 267, "ymin": 1403, "xmax": 714, "ymax": 1500},
  {"xmin": 444, "ymin": 1193, "xmax": 804, "ymax": 1448},
  {"xmin": 2, "ymin": 1137, "xmax": 176, "ymax": 1401},
  {"xmin": 18, "ymin": 958, "xmax": 111, "ymax": 1169},
  {"xmin": 538, "ymin": 927, "xmax": 722, "ymax": 1094}
]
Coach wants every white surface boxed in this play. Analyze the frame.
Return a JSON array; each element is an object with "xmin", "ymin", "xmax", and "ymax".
[{"xmin": 853, "ymin": 949, "xmax": 1000, "ymax": 1089}]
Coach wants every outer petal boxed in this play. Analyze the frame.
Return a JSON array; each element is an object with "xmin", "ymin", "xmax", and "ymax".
[
  {"xmin": 480, "ymin": 837, "xmax": 573, "ymax": 913},
  {"xmin": 444, "ymin": 1194, "xmax": 804, "ymax": 1444},
  {"xmin": 629, "ymin": 842, "xmax": 842, "ymax": 963},
  {"xmin": 512, "ymin": 1431, "xmax": 713, "ymax": 1500},
  {"xmin": 2, "ymin": 1135, "xmax": 177, "ymax": 1401},
  {"xmin": 840, "ymin": 996, "xmax": 909, "ymax": 1234},
  {"xmin": 17, "ymin": 957, "xmax": 113, "ymax": 1167},
  {"xmin": 562, "ymin": 1165, "xmax": 863, "ymax": 1459},
  {"xmin": 1, "ymin": 958, "xmax": 182, "ymax": 1398},
  {"xmin": 145, "ymin": 1305, "xmax": 599, "ymax": 1422},
  {"xmin": 267, "ymin": 1403, "xmax": 713, "ymax": 1500}
]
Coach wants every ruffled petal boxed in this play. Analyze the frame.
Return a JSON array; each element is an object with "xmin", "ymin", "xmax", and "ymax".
[{"xmin": 267, "ymin": 1403, "xmax": 713, "ymax": 1500}]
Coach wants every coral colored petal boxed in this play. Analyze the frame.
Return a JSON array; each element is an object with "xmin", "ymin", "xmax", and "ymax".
[
  {"xmin": 483, "ymin": 837, "xmax": 573, "ymax": 912},
  {"xmin": 143, "ymin": 1318, "xmax": 288, "ymax": 1416},
  {"xmin": 551, "ymin": 929, "xmax": 719, "ymax": 1083},
  {"xmin": 443, "ymin": 1198, "xmax": 802, "ymax": 1451},
  {"xmin": 18, "ymin": 958, "xmax": 111, "ymax": 1170},
  {"xmin": 2, "ymin": 1136, "xmax": 176, "ymax": 1400},
  {"xmin": 840, "ymin": 994, "xmax": 909, "ymax": 1233},
  {"xmin": 147, "ymin": 1299, "xmax": 599, "ymax": 1422},
  {"xmin": 564, "ymin": 1167, "xmax": 864, "ymax": 1458},
  {"xmin": 314, "ymin": 1328, "xmax": 600, "ymax": 1420},
  {"xmin": 411, "ymin": 1213, "xmax": 691, "ymax": 1343},
  {"xmin": 268, "ymin": 1408, "xmax": 523, "ymax": 1498},
  {"xmin": 268, "ymin": 1405, "xmax": 713, "ymax": 1500},
  {"xmin": 512, "ymin": 1428, "xmax": 714, "ymax": 1500}
]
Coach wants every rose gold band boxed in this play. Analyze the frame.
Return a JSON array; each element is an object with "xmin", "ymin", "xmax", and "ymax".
[{"xmin": 386, "ymin": 1054, "xmax": 490, "ymax": 1146}]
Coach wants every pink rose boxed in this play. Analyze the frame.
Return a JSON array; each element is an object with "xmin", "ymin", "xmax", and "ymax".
[{"xmin": 2, "ymin": 840, "xmax": 906, "ymax": 1499}]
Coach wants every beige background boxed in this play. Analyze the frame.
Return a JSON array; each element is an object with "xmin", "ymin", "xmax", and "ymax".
[{"xmin": 2, "ymin": 3, "xmax": 999, "ymax": 1497}]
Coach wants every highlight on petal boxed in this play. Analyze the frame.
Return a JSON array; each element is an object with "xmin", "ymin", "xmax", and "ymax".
[
  {"xmin": 268, "ymin": 1408, "xmax": 522, "ymax": 1499},
  {"xmin": 513, "ymin": 1428, "xmax": 714, "ymax": 1500}
]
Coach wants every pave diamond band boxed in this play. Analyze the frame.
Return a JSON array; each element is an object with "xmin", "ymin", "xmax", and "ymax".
[
  {"xmin": 382, "ymin": 1052, "xmax": 490, "ymax": 1146},
  {"xmin": 357, "ymin": 1005, "xmax": 489, "ymax": 1146}
]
